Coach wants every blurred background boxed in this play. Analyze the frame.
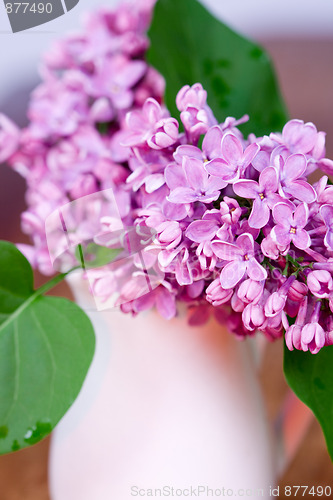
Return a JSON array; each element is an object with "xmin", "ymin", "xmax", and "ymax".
[{"xmin": 0, "ymin": 0, "xmax": 332, "ymax": 498}]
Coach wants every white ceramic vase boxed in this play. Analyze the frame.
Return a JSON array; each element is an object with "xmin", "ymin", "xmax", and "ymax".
[{"xmin": 49, "ymin": 273, "xmax": 276, "ymax": 500}]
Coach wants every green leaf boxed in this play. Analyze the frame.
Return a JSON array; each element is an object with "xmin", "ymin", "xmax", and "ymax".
[
  {"xmin": 147, "ymin": 0, "xmax": 289, "ymax": 136},
  {"xmin": 284, "ymin": 343, "xmax": 333, "ymax": 461},
  {"xmin": 0, "ymin": 241, "xmax": 95, "ymax": 454},
  {"xmin": 0, "ymin": 241, "xmax": 34, "ymax": 324}
]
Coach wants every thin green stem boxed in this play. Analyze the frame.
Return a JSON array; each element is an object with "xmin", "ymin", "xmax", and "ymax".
[
  {"xmin": 35, "ymin": 267, "xmax": 81, "ymax": 296},
  {"xmin": 282, "ymin": 260, "xmax": 289, "ymax": 276}
]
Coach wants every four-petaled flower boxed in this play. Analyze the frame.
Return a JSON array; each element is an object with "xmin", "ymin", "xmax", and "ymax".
[
  {"xmin": 176, "ymin": 83, "xmax": 217, "ymax": 142},
  {"xmin": 276, "ymin": 153, "xmax": 317, "ymax": 203},
  {"xmin": 271, "ymin": 119, "xmax": 319, "ymax": 155},
  {"xmin": 166, "ymin": 156, "xmax": 226, "ymax": 204},
  {"xmin": 205, "ymin": 133, "xmax": 259, "ymax": 183},
  {"xmin": 271, "ymin": 202, "xmax": 311, "ymax": 250},
  {"xmin": 122, "ymin": 98, "xmax": 179, "ymax": 149},
  {"xmin": 211, "ymin": 233, "xmax": 267, "ymax": 289},
  {"xmin": 233, "ymin": 166, "xmax": 285, "ymax": 228}
]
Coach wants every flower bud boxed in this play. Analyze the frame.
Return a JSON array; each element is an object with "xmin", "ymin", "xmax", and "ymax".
[
  {"xmin": 307, "ymin": 270, "xmax": 333, "ymax": 298},
  {"xmin": 285, "ymin": 324, "xmax": 302, "ymax": 351},
  {"xmin": 231, "ymin": 291, "xmax": 245, "ymax": 312},
  {"xmin": 265, "ymin": 291, "xmax": 286, "ymax": 317},
  {"xmin": 288, "ymin": 280, "xmax": 308, "ymax": 302},
  {"xmin": 242, "ymin": 303, "xmax": 266, "ymax": 331},
  {"xmin": 301, "ymin": 323, "xmax": 325, "ymax": 354},
  {"xmin": 148, "ymin": 118, "xmax": 179, "ymax": 149},
  {"xmin": 206, "ymin": 278, "xmax": 233, "ymax": 307},
  {"xmin": 237, "ymin": 279, "xmax": 263, "ymax": 304}
]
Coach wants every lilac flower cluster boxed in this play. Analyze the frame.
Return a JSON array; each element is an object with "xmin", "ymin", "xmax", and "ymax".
[
  {"xmin": 114, "ymin": 86, "xmax": 333, "ymax": 354},
  {"xmin": 1, "ymin": 2, "xmax": 333, "ymax": 354},
  {"xmin": 0, "ymin": 0, "xmax": 161, "ymax": 274}
]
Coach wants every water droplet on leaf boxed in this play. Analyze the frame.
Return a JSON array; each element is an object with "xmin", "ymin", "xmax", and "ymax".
[{"xmin": 24, "ymin": 421, "xmax": 52, "ymax": 445}]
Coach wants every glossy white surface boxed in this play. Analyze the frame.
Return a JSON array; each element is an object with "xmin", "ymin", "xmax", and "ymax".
[{"xmin": 49, "ymin": 274, "xmax": 275, "ymax": 500}]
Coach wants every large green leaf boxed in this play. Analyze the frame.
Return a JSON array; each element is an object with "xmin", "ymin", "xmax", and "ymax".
[
  {"xmin": 147, "ymin": 0, "xmax": 289, "ymax": 136},
  {"xmin": 0, "ymin": 241, "xmax": 95, "ymax": 454},
  {"xmin": 284, "ymin": 343, "xmax": 333, "ymax": 461}
]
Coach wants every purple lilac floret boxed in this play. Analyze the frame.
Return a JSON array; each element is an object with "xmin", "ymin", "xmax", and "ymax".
[{"xmin": 1, "ymin": 1, "xmax": 333, "ymax": 355}]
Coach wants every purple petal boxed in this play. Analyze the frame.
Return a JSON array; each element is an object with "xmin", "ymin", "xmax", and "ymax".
[
  {"xmin": 259, "ymin": 167, "xmax": 278, "ymax": 194},
  {"xmin": 242, "ymin": 143, "xmax": 260, "ymax": 168},
  {"xmin": 205, "ymin": 158, "xmax": 231, "ymax": 177},
  {"xmin": 320, "ymin": 204, "xmax": 333, "ymax": 227},
  {"xmin": 143, "ymin": 97, "xmax": 163, "ymax": 123},
  {"xmin": 324, "ymin": 230, "xmax": 333, "ymax": 250},
  {"xmin": 145, "ymin": 174, "xmax": 165, "ymax": 193},
  {"xmin": 211, "ymin": 240, "xmax": 243, "ymax": 260},
  {"xmin": 247, "ymin": 258, "xmax": 268, "ymax": 282},
  {"xmin": 156, "ymin": 288, "xmax": 176, "ymax": 320},
  {"xmin": 125, "ymin": 109, "xmax": 146, "ymax": 132},
  {"xmin": 237, "ymin": 233, "xmax": 254, "ymax": 255},
  {"xmin": 273, "ymin": 203, "xmax": 293, "ymax": 226},
  {"xmin": 282, "ymin": 120, "xmax": 317, "ymax": 154},
  {"xmin": 186, "ymin": 220, "xmax": 219, "ymax": 243},
  {"xmin": 176, "ymin": 262, "xmax": 192, "ymax": 286},
  {"xmin": 132, "ymin": 290, "xmax": 156, "ymax": 311},
  {"xmin": 220, "ymin": 260, "xmax": 247, "ymax": 289},
  {"xmin": 285, "ymin": 327, "xmax": 295, "ymax": 351},
  {"xmin": 167, "ymin": 187, "xmax": 198, "ymax": 203},
  {"xmin": 284, "ymin": 153, "xmax": 307, "ymax": 181},
  {"xmin": 159, "ymin": 221, "xmax": 181, "ymax": 244},
  {"xmin": 315, "ymin": 326, "xmax": 326, "ymax": 350},
  {"xmin": 266, "ymin": 193, "xmax": 293, "ymax": 210},
  {"xmin": 206, "ymin": 175, "xmax": 227, "ymax": 192},
  {"xmin": 249, "ymin": 198, "xmax": 270, "ymax": 229},
  {"xmin": 294, "ymin": 202, "xmax": 309, "ymax": 228},
  {"xmin": 183, "ymin": 157, "xmax": 207, "ymax": 190},
  {"xmin": 252, "ymin": 150, "xmax": 270, "ymax": 172},
  {"xmin": 318, "ymin": 158, "xmax": 333, "ymax": 177},
  {"xmin": 90, "ymin": 96, "xmax": 114, "ymax": 122},
  {"xmin": 221, "ymin": 133, "xmax": 243, "ymax": 164},
  {"xmin": 319, "ymin": 186, "xmax": 333, "ymax": 205},
  {"xmin": 271, "ymin": 225, "xmax": 292, "ymax": 247},
  {"xmin": 284, "ymin": 180, "xmax": 317, "ymax": 203},
  {"xmin": 112, "ymin": 89, "xmax": 133, "ymax": 110},
  {"xmin": 114, "ymin": 60, "xmax": 147, "ymax": 89},
  {"xmin": 163, "ymin": 201, "xmax": 189, "ymax": 221},
  {"xmin": 198, "ymin": 192, "xmax": 221, "ymax": 203},
  {"xmin": 292, "ymin": 324, "xmax": 303, "ymax": 350},
  {"xmin": 301, "ymin": 324, "xmax": 315, "ymax": 344},
  {"xmin": 202, "ymin": 125, "xmax": 223, "ymax": 159},
  {"xmin": 173, "ymin": 145, "xmax": 203, "ymax": 163},
  {"xmin": 165, "ymin": 163, "xmax": 187, "ymax": 190},
  {"xmin": 293, "ymin": 229, "xmax": 311, "ymax": 249},
  {"xmin": 120, "ymin": 131, "xmax": 146, "ymax": 147},
  {"xmin": 233, "ymin": 179, "xmax": 258, "ymax": 199}
]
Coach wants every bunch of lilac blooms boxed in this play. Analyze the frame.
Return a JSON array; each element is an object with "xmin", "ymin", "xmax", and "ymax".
[
  {"xmin": 2, "ymin": 4, "xmax": 333, "ymax": 355},
  {"xmin": 0, "ymin": 0, "xmax": 162, "ymax": 274},
  {"xmin": 109, "ymin": 85, "xmax": 333, "ymax": 355}
]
